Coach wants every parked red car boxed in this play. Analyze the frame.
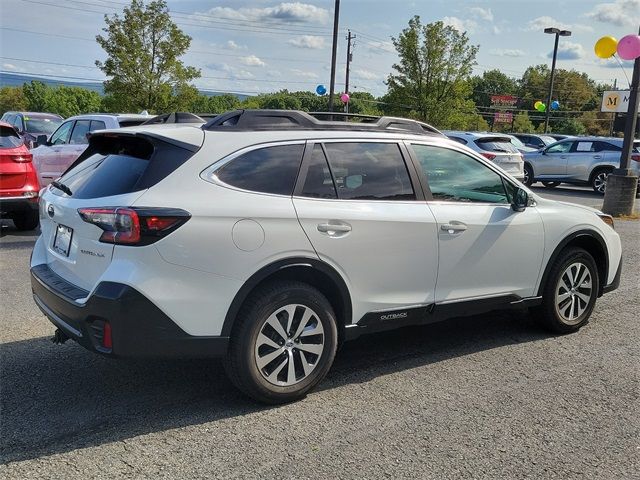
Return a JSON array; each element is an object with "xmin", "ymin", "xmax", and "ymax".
[{"xmin": 0, "ymin": 121, "xmax": 40, "ymax": 230}]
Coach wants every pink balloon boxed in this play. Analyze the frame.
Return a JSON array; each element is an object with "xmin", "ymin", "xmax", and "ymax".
[
  {"xmin": 340, "ymin": 93, "xmax": 350, "ymax": 103},
  {"xmin": 616, "ymin": 34, "xmax": 640, "ymax": 60}
]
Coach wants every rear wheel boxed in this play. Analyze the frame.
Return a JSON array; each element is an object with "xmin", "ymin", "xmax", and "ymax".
[
  {"xmin": 533, "ymin": 247, "xmax": 599, "ymax": 334},
  {"xmin": 12, "ymin": 210, "xmax": 39, "ymax": 231},
  {"xmin": 591, "ymin": 168, "xmax": 612, "ymax": 194},
  {"xmin": 542, "ymin": 181, "xmax": 560, "ymax": 188},
  {"xmin": 523, "ymin": 164, "xmax": 534, "ymax": 186},
  {"xmin": 224, "ymin": 280, "xmax": 338, "ymax": 404}
]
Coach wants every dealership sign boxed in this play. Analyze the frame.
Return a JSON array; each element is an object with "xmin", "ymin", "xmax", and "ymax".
[
  {"xmin": 601, "ymin": 90, "xmax": 630, "ymax": 113},
  {"xmin": 494, "ymin": 112, "xmax": 513, "ymax": 123},
  {"xmin": 491, "ymin": 95, "xmax": 518, "ymax": 108}
]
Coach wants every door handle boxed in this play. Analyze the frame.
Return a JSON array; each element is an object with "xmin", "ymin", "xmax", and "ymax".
[
  {"xmin": 317, "ymin": 222, "xmax": 352, "ymax": 235},
  {"xmin": 441, "ymin": 222, "xmax": 467, "ymax": 234},
  {"xmin": 593, "ymin": 155, "xmax": 602, "ymax": 159}
]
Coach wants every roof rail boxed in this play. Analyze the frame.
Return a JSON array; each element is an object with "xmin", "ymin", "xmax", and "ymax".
[
  {"xmin": 141, "ymin": 112, "xmax": 205, "ymax": 125},
  {"xmin": 202, "ymin": 109, "xmax": 443, "ymax": 136}
]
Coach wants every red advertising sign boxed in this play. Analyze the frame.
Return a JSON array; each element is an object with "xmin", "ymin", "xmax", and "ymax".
[
  {"xmin": 490, "ymin": 95, "xmax": 518, "ymax": 107},
  {"xmin": 494, "ymin": 112, "xmax": 513, "ymax": 123}
]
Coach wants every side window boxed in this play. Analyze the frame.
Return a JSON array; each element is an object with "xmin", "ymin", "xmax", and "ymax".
[
  {"xmin": 595, "ymin": 141, "xmax": 621, "ymax": 152},
  {"xmin": 411, "ymin": 144, "xmax": 509, "ymax": 204},
  {"xmin": 12, "ymin": 115, "xmax": 23, "ymax": 132},
  {"xmin": 574, "ymin": 141, "xmax": 595, "ymax": 153},
  {"xmin": 301, "ymin": 145, "xmax": 337, "ymax": 199},
  {"xmin": 69, "ymin": 120, "xmax": 91, "ymax": 145},
  {"xmin": 323, "ymin": 142, "xmax": 415, "ymax": 201},
  {"xmin": 90, "ymin": 120, "xmax": 106, "ymax": 132},
  {"xmin": 215, "ymin": 144, "xmax": 304, "ymax": 196},
  {"xmin": 50, "ymin": 121, "xmax": 74, "ymax": 145},
  {"xmin": 546, "ymin": 141, "xmax": 573, "ymax": 154}
]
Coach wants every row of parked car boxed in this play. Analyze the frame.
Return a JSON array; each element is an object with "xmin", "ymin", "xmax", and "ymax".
[
  {"xmin": 444, "ymin": 130, "xmax": 640, "ymax": 194},
  {"xmin": 0, "ymin": 111, "xmax": 205, "ymax": 230}
]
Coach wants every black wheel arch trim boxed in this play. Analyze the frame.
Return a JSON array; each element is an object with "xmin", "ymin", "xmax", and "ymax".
[
  {"xmin": 537, "ymin": 229, "xmax": 609, "ymax": 298},
  {"xmin": 221, "ymin": 257, "xmax": 352, "ymax": 337}
]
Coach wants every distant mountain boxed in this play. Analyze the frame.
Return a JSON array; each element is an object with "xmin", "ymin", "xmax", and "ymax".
[{"xmin": 0, "ymin": 72, "xmax": 249, "ymax": 100}]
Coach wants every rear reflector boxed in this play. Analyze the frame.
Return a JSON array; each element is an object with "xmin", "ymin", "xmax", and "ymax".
[
  {"xmin": 481, "ymin": 152, "xmax": 497, "ymax": 160},
  {"xmin": 102, "ymin": 322, "xmax": 113, "ymax": 349},
  {"xmin": 78, "ymin": 207, "xmax": 190, "ymax": 246},
  {"xmin": 631, "ymin": 154, "xmax": 640, "ymax": 162}
]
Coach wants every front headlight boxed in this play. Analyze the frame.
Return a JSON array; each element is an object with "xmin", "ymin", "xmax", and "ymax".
[{"xmin": 597, "ymin": 213, "xmax": 615, "ymax": 229}]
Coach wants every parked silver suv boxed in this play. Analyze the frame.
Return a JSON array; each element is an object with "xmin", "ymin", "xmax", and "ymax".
[{"xmin": 523, "ymin": 137, "xmax": 640, "ymax": 193}]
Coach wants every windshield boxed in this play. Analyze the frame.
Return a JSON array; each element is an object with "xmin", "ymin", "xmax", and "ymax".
[
  {"xmin": 475, "ymin": 138, "xmax": 519, "ymax": 153},
  {"xmin": 25, "ymin": 117, "xmax": 61, "ymax": 134},
  {"xmin": 540, "ymin": 135, "xmax": 556, "ymax": 145}
]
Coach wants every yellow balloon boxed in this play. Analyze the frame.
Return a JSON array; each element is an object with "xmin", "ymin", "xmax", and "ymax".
[
  {"xmin": 594, "ymin": 36, "xmax": 618, "ymax": 59},
  {"xmin": 534, "ymin": 101, "xmax": 542, "ymax": 109}
]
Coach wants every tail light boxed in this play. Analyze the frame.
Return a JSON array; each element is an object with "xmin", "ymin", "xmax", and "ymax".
[
  {"xmin": 9, "ymin": 153, "xmax": 33, "ymax": 163},
  {"xmin": 631, "ymin": 154, "xmax": 640, "ymax": 162},
  {"xmin": 481, "ymin": 152, "xmax": 496, "ymax": 160},
  {"xmin": 78, "ymin": 207, "xmax": 190, "ymax": 246}
]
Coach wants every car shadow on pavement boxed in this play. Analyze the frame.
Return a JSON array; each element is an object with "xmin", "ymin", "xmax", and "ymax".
[{"xmin": 0, "ymin": 309, "xmax": 548, "ymax": 464}]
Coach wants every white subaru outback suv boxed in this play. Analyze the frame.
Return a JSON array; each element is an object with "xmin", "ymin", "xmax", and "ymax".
[{"xmin": 31, "ymin": 110, "xmax": 622, "ymax": 404}]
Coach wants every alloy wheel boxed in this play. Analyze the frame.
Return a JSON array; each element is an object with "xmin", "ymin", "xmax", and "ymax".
[
  {"xmin": 593, "ymin": 172, "xmax": 608, "ymax": 193},
  {"xmin": 555, "ymin": 262, "xmax": 593, "ymax": 325},
  {"xmin": 254, "ymin": 304, "xmax": 325, "ymax": 386}
]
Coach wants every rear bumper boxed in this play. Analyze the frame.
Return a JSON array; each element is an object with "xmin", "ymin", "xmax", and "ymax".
[
  {"xmin": 31, "ymin": 264, "xmax": 228, "ymax": 358},
  {"xmin": 0, "ymin": 196, "xmax": 39, "ymax": 215}
]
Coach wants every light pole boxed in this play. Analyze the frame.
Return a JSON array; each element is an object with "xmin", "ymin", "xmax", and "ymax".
[
  {"xmin": 543, "ymin": 27, "xmax": 571, "ymax": 133},
  {"xmin": 327, "ymin": 0, "xmax": 340, "ymax": 117}
]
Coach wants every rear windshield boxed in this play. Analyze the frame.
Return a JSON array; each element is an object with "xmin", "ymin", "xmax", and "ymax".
[
  {"xmin": 25, "ymin": 117, "xmax": 61, "ymax": 134},
  {"xmin": 0, "ymin": 126, "xmax": 23, "ymax": 148},
  {"xmin": 57, "ymin": 135, "xmax": 196, "ymax": 199},
  {"xmin": 474, "ymin": 138, "xmax": 519, "ymax": 153}
]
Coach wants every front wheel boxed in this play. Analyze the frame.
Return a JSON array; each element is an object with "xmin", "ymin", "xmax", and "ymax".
[
  {"xmin": 224, "ymin": 281, "xmax": 338, "ymax": 404},
  {"xmin": 533, "ymin": 247, "xmax": 599, "ymax": 334}
]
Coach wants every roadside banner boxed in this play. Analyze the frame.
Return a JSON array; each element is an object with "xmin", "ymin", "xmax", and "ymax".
[{"xmin": 601, "ymin": 90, "xmax": 631, "ymax": 113}]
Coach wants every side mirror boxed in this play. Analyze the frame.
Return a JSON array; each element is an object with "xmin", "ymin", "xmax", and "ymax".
[
  {"xmin": 540, "ymin": 149, "xmax": 546, "ymax": 155},
  {"xmin": 511, "ymin": 187, "xmax": 528, "ymax": 212},
  {"xmin": 36, "ymin": 135, "xmax": 48, "ymax": 147}
]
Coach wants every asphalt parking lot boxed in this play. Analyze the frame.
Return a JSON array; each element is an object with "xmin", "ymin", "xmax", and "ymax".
[{"xmin": 1, "ymin": 186, "xmax": 638, "ymax": 479}]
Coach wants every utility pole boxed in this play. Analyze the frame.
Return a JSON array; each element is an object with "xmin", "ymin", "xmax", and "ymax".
[
  {"xmin": 609, "ymin": 78, "xmax": 617, "ymax": 137},
  {"xmin": 344, "ymin": 30, "xmax": 355, "ymax": 113},
  {"xmin": 327, "ymin": 0, "xmax": 340, "ymax": 118},
  {"xmin": 543, "ymin": 27, "xmax": 572, "ymax": 134},
  {"xmin": 602, "ymin": 26, "xmax": 640, "ymax": 216}
]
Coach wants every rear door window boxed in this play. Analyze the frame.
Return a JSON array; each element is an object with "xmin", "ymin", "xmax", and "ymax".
[
  {"xmin": 546, "ymin": 141, "xmax": 573, "ymax": 154},
  {"xmin": 322, "ymin": 142, "xmax": 415, "ymax": 201},
  {"xmin": 90, "ymin": 120, "xmax": 106, "ymax": 131},
  {"xmin": 215, "ymin": 144, "xmax": 304, "ymax": 196},
  {"xmin": 301, "ymin": 145, "xmax": 337, "ymax": 199},
  {"xmin": 69, "ymin": 120, "xmax": 91, "ymax": 145}
]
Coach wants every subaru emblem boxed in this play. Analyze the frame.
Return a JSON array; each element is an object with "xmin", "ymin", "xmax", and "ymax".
[{"xmin": 47, "ymin": 204, "xmax": 55, "ymax": 218}]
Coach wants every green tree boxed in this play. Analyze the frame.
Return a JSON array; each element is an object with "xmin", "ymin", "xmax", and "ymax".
[
  {"xmin": 23, "ymin": 81, "xmax": 49, "ymax": 112},
  {"xmin": 44, "ymin": 86, "xmax": 102, "ymax": 117},
  {"xmin": 470, "ymin": 69, "xmax": 518, "ymax": 108},
  {"xmin": 553, "ymin": 118, "xmax": 587, "ymax": 135},
  {"xmin": 512, "ymin": 112, "xmax": 535, "ymax": 133},
  {"xmin": 95, "ymin": 0, "xmax": 200, "ymax": 113},
  {"xmin": 0, "ymin": 86, "xmax": 27, "ymax": 114},
  {"xmin": 385, "ymin": 17, "xmax": 478, "ymax": 128},
  {"xmin": 519, "ymin": 65, "xmax": 598, "ymax": 112}
]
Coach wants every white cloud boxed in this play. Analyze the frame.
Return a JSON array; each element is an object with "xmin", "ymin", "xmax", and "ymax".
[
  {"xmin": 290, "ymin": 69, "xmax": 318, "ymax": 79},
  {"xmin": 2, "ymin": 63, "xmax": 20, "ymax": 71},
  {"xmin": 240, "ymin": 55, "xmax": 266, "ymax": 67},
  {"xmin": 198, "ymin": 3, "xmax": 330, "ymax": 25},
  {"xmin": 207, "ymin": 62, "xmax": 255, "ymax": 80},
  {"xmin": 489, "ymin": 48, "xmax": 526, "ymax": 57},
  {"xmin": 226, "ymin": 40, "xmax": 246, "ymax": 50},
  {"xmin": 352, "ymin": 69, "xmax": 380, "ymax": 80},
  {"xmin": 470, "ymin": 7, "xmax": 493, "ymax": 21},
  {"xmin": 599, "ymin": 57, "xmax": 635, "ymax": 68},
  {"xmin": 442, "ymin": 16, "xmax": 477, "ymax": 33},
  {"xmin": 287, "ymin": 35, "xmax": 325, "ymax": 49},
  {"xmin": 365, "ymin": 40, "xmax": 395, "ymax": 55},
  {"xmin": 550, "ymin": 41, "xmax": 586, "ymax": 60},
  {"xmin": 586, "ymin": 0, "xmax": 640, "ymax": 27},
  {"xmin": 524, "ymin": 16, "xmax": 593, "ymax": 33},
  {"xmin": 492, "ymin": 25, "xmax": 501, "ymax": 34}
]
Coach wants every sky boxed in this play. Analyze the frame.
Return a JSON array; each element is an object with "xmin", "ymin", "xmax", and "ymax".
[{"xmin": 0, "ymin": 0, "xmax": 639, "ymax": 99}]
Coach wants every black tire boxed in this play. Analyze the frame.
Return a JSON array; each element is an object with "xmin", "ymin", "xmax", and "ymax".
[
  {"xmin": 590, "ymin": 168, "xmax": 612, "ymax": 194},
  {"xmin": 542, "ymin": 181, "xmax": 560, "ymax": 188},
  {"xmin": 12, "ymin": 210, "xmax": 39, "ymax": 231},
  {"xmin": 223, "ymin": 280, "xmax": 338, "ymax": 404},
  {"xmin": 523, "ymin": 163, "xmax": 534, "ymax": 186},
  {"xmin": 533, "ymin": 247, "xmax": 599, "ymax": 334}
]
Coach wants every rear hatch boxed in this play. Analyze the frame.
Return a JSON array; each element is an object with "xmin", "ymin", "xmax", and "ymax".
[
  {"xmin": 474, "ymin": 136, "xmax": 523, "ymax": 176},
  {"xmin": 39, "ymin": 129, "xmax": 203, "ymax": 292},
  {"xmin": 0, "ymin": 125, "xmax": 30, "ymax": 191}
]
